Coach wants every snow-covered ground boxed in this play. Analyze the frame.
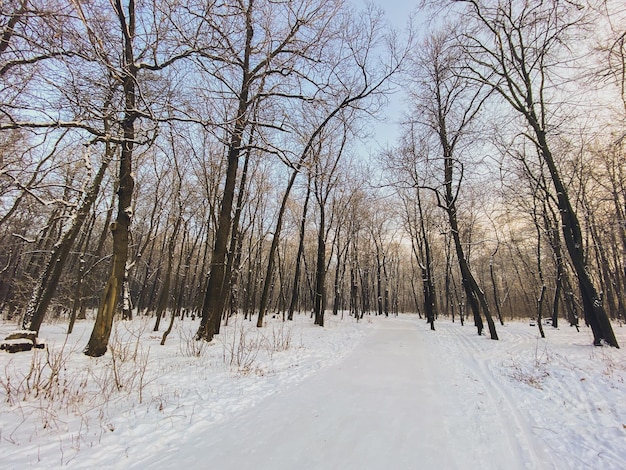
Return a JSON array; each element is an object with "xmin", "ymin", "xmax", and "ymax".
[{"xmin": 0, "ymin": 313, "xmax": 625, "ymax": 469}]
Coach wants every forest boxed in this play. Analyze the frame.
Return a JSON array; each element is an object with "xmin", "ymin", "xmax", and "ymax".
[{"xmin": 1, "ymin": 0, "xmax": 625, "ymax": 356}]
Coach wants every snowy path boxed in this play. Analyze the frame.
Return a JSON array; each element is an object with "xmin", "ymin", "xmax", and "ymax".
[{"xmin": 132, "ymin": 317, "xmax": 552, "ymax": 470}]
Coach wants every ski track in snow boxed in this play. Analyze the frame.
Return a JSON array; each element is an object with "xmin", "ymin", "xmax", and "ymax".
[
  {"xmin": 1, "ymin": 314, "xmax": 625, "ymax": 469},
  {"xmin": 438, "ymin": 320, "xmax": 626, "ymax": 470},
  {"xmin": 492, "ymin": 327, "xmax": 626, "ymax": 470},
  {"xmin": 439, "ymin": 322, "xmax": 552, "ymax": 469}
]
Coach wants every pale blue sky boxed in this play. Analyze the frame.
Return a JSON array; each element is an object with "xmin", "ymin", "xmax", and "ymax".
[{"xmin": 362, "ymin": 1, "xmax": 418, "ymax": 151}]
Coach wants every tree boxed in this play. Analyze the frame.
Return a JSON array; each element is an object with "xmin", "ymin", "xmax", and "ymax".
[
  {"xmin": 405, "ymin": 31, "xmax": 498, "ymax": 339},
  {"xmin": 196, "ymin": 0, "xmax": 338, "ymax": 341},
  {"xmin": 21, "ymin": 144, "xmax": 113, "ymax": 333},
  {"xmin": 85, "ymin": 0, "xmax": 192, "ymax": 356},
  {"xmin": 0, "ymin": 0, "xmax": 192, "ymax": 353},
  {"xmin": 387, "ymin": 128, "xmax": 441, "ymax": 329},
  {"xmin": 311, "ymin": 124, "xmax": 349, "ymax": 326},
  {"xmin": 84, "ymin": 0, "xmax": 139, "ymax": 356},
  {"xmin": 455, "ymin": 0, "xmax": 618, "ymax": 347},
  {"xmin": 287, "ymin": 171, "xmax": 312, "ymax": 321},
  {"xmin": 198, "ymin": 0, "xmax": 408, "ymax": 338}
]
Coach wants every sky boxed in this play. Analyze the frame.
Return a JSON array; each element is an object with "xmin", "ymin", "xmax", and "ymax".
[{"xmin": 360, "ymin": 0, "xmax": 421, "ymax": 152}]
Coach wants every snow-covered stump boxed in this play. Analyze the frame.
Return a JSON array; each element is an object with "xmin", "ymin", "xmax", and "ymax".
[{"xmin": 0, "ymin": 330, "xmax": 46, "ymax": 353}]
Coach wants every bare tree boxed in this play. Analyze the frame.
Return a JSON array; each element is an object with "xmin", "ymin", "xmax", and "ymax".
[
  {"xmin": 84, "ymin": 0, "xmax": 193, "ymax": 356},
  {"xmin": 455, "ymin": 0, "xmax": 618, "ymax": 347},
  {"xmin": 405, "ymin": 30, "xmax": 498, "ymax": 339},
  {"xmin": 195, "ymin": 0, "xmax": 343, "ymax": 341},
  {"xmin": 386, "ymin": 128, "xmax": 441, "ymax": 329},
  {"xmin": 21, "ymin": 144, "xmax": 113, "ymax": 334},
  {"xmin": 196, "ymin": 0, "xmax": 408, "ymax": 337},
  {"xmin": 311, "ymin": 124, "xmax": 349, "ymax": 326},
  {"xmin": 287, "ymin": 171, "xmax": 312, "ymax": 321}
]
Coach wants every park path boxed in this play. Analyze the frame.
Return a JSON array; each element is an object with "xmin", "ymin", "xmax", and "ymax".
[{"xmin": 133, "ymin": 317, "xmax": 550, "ymax": 470}]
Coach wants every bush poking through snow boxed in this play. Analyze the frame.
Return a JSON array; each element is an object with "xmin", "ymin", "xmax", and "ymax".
[
  {"xmin": 503, "ymin": 340, "xmax": 551, "ymax": 389},
  {"xmin": 0, "ymin": 319, "xmax": 156, "ymax": 447},
  {"xmin": 178, "ymin": 323, "xmax": 209, "ymax": 358},
  {"xmin": 589, "ymin": 345, "xmax": 626, "ymax": 382},
  {"xmin": 218, "ymin": 316, "xmax": 294, "ymax": 374},
  {"xmin": 107, "ymin": 324, "xmax": 151, "ymax": 403},
  {"xmin": 0, "ymin": 336, "xmax": 81, "ymax": 408},
  {"xmin": 267, "ymin": 322, "xmax": 292, "ymax": 353},
  {"xmin": 220, "ymin": 320, "xmax": 262, "ymax": 374}
]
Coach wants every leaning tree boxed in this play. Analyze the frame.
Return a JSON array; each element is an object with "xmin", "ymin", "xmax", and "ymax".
[{"xmin": 453, "ymin": 0, "xmax": 618, "ymax": 347}]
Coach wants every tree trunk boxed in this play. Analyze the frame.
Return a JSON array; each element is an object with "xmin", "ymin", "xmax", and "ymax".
[
  {"xmin": 537, "ymin": 284, "xmax": 546, "ymax": 339},
  {"xmin": 84, "ymin": 0, "xmax": 136, "ymax": 357},
  {"xmin": 67, "ymin": 257, "xmax": 85, "ymax": 334},
  {"xmin": 224, "ymin": 134, "xmax": 253, "ymax": 323},
  {"xmin": 445, "ymin": 182, "xmax": 497, "ymax": 339},
  {"xmin": 416, "ymin": 188, "xmax": 436, "ymax": 329},
  {"xmin": 489, "ymin": 253, "xmax": 505, "ymax": 326},
  {"xmin": 258, "ymin": 166, "xmax": 301, "ymax": 327},
  {"xmin": 588, "ymin": 209, "xmax": 618, "ymax": 320},
  {"xmin": 161, "ymin": 226, "xmax": 187, "ymax": 345},
  {"xmin": 375, "ymin": 240, "xmax": 383, "ymax": 317},
  {"xmin": 332, "ymin": 231, "xmax": 348, "ymax": 317},
  {"xmin": 552, "ymin": 241, "xmax": 563, "ymax": 329},
  {"xmin": 536, "ymin": 128, "xmax": 618, "ymax": 347},
  {"xmin": 154, "ymin": 216, "xmax": 181, "ymax": 331},
  {"xmin": 314, "ymin": 208, "xmax": 326, "ymax": 326},
  {"xmin": 288, "ymin": 174, "xmax": 312, "ymax": 320},
  {"xmin": 197, "ymin": 3, "xmax": 254, "ymax": 341}
]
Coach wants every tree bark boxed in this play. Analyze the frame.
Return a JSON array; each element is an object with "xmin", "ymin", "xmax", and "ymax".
[
  {"xmin": 314, "ymin": 207, "xmax": 326, "ymax": 326},
  {"xmin": 288, "ymin": 173, "xmax": 312, "ymax": 320},
  {"xmin": 196, "ymin": 3, "xmax": 254, "ymax": 342},
  {"xmin": 84, "ymin": 0, "xmax": 137, "ymax": 357}
]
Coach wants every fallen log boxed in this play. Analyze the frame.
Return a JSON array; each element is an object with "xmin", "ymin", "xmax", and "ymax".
[{"xmin": 1, "ymin": 330, "xmax": 45, "ymax": 353}]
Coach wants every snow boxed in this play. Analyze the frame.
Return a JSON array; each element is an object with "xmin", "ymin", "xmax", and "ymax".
[{"xmin": 1, "ymin": 314, "xmax": 625, "ymax": 469}]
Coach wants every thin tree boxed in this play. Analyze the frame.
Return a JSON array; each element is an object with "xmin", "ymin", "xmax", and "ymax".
[
  {"xmin": 21, "ymin": 145, "xmax": 113, "ymax": 334},
  {"xmin": 84, "ymin": 0, "xmax": 139, "ymax": 356},
  {"xmin": 408, "ymin": 31, "xmax": 498, "ymax": 339}
]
